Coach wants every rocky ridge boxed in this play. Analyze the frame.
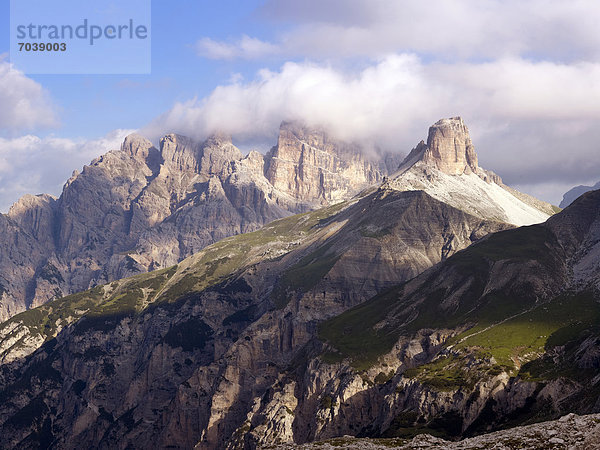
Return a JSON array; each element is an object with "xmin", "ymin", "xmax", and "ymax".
[
  {"xmin": 0, "ymin": 122, "xmax": 399, "ymax": 321},
  {"xmin": 560, "ymin": 180, "xmax": 600, "ymax": 208}
]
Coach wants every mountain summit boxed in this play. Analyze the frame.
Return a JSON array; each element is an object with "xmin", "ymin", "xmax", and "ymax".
[
  {"xmin": 405, "ymin": 117, "xmax": 479, "ymax": 175},
  {"xmin": 387, "ymin": 117, "xmax": 557, "ymax": 226}
]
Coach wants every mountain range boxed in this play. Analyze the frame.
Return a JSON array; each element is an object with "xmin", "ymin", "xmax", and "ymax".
[
  {"xmin": 0, "ymin": 122, "xmax": 400, "ymax": 322},
  {"xmin": 0, "ymin": 117, "xmax": 585, "ymax": 449}
]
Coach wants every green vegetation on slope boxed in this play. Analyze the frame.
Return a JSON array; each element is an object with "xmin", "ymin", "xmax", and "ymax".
[
  {"xmin": 0, "ymin": 201, "xmax": 349, "ymax": 350},
  {"xmin": 318, "ymin": 224, "xmax": 562, "ymax": 370},
  {"xmin": 156, "ymin": 200, "xmax": 347, "ymax": 305},
  {"xmin": 452, "ymin": 292, "xmax": 600, "ymax": 369},
  {"xmin": 271, "ymin": 241, "xmax": 341, "ymax": 309},
  {"xmin": 319, "ymin": 285, "xmax": 404, "ymax": 370}
]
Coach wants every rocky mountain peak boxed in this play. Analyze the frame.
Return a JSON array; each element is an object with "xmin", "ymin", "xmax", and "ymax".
[
  {"xmin": 265, "ymin": 121, "xmax": 390, "ymax": 207},
  {"xmin": 277, "ymin": 121, "xmax": 329, "ymax": 149},
  {"xmin": 121, "ymin": 133, "xmax": 157, "ymax": 160},
  {"xmin": 202, "ymin": 131, "xmax": 233, "ymax": 146},
  {"xmin": 424, "ymin": 116, "xmax": 478, "ymax": 175},
  {"xmin": 7, "ymin": 194, "xmax": 57, "ymax": 244},
  {"xmin": 400, "ymin": 117, "xmax": 479, "ymax": 176},
  {"xmin": 388, "ymin": 117, "xmax": 558, "ymax": 226},
  {"xmin": 159, "ymin": 133, "xmax": 200, "ymax": 171},
  {"xmin": 198, "ymin": 132, "xmax": 243, "ymax": 177}
]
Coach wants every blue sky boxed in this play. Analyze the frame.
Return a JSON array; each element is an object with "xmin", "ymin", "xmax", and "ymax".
[
  {"xmin": 2, "ymin": 0, "xmax": 277, "ymax": 137},
  {"xmin": 1, "ymin": 0, "xmax": 600, "ymax": 210}
]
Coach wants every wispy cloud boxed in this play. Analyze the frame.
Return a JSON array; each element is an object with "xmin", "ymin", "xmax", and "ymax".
[{"xmin": 196, "ymin": 35, "xmax": 279, "ymax": 60}]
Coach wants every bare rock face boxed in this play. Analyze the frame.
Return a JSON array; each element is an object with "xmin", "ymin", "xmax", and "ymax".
[
  {"xmin": 7, "ymin": 193, "xmax": 57, "ymax": 246},
  {"xmin": 265, "ymin": 122, "xmax": 390, "ymax": 208},
  {"xmin": 423, "ymin": 117, "xmax": 478, "ymax": 175},
  {"xmin": 400, "ymin": 117, "xmax": 488, "ymax": 179},
  {"xmin": 0, "ymin": 123, "xmax": 397, "ymax": 320}
]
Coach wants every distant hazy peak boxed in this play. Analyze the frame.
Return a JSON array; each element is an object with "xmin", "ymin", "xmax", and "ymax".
[{"xmin": 560, "ymin": 181, "xmax": 600, "ymax": 208}]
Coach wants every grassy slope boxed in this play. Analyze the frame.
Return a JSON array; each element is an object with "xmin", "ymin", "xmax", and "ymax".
[{"xmin": 318, "ymin": 224, "xmax": 574, "ymax": 371}]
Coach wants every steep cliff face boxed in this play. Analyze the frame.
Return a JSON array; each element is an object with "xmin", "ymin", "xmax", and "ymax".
[
  {"xmin": 265, "ymin": 122, "xmax": 393, "ymax": 208},
  {"xmin": 422, "ymin": 117, "xmax": 479, "ymax": 175},
  {"xmin": 0, "ymin": 188, "xmax": 509, "ymax": 449},
  {"xmin": 0, "ymin": 125, "xmax": 396, "ymax": 321}
]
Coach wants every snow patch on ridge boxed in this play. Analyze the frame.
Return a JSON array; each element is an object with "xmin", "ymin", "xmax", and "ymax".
[{"xmin": 387, "ymin": 163, "xmax": 550, "ymax": 226}]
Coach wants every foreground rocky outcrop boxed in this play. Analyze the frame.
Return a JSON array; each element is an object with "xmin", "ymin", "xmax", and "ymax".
[
  {"xmin": 269, "ymin": 413, "xmax": 600, "ymax": 449},
  {"xmin": 0, "ymin": 122, "xmax": 399, "ymax": 321}
]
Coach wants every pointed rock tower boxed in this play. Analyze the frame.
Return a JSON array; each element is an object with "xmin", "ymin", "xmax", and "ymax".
[
  {"xmin": 387, "ymin": 116, "xmax": 557, "ymax": 226},
  {"xmin": 422, "ymin": 117, "xmax": 478, "ymax": 175}
]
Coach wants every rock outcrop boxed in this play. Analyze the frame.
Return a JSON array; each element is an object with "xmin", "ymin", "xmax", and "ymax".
[
  {"xmin": 0, "ymin": 123, "xmax": 397, "ymax": 321},
  {"xmin": 265, "ymin": 122, "xmax": 388, "ymax": 207},
  {"xmin": 423, "ymin": 117, "xmax": 478, "ymax": 175},
  {"xmin": 272, "ymin": 413, "xmax": 600, "ymax": 449}
]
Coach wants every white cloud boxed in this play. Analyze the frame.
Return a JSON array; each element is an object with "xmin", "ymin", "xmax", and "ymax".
[
  {"xmin": 143, "ymin": 54, "xmax": 600, "ymax": 204},
  {"xmin": 0, "ymin": 129, "xmax": 132, "ymax": 212},
  {"xmin": 196, "ymin": 35, "xmax": 279, "ymax": 60},
  {"xmin": 0, "ymin": 57, "xmax": 59, "ymax": 133},
  {"xmin": 144, "ymin": 55, "xmax": 436, "ymax": 148},
  {"xmin": 200, "ymin": 0, "xmax": 600, "ymax": 62}
]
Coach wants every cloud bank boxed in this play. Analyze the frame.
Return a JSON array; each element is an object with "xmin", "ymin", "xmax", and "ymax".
[
  {"xmin": 0, "ymin": 129, "xmax": 132, "ymax": 212},
  {"xmin": 201, "ymin": 0, "xmax": 600, "ymax": 62},
  {"xmin": 144, "ymin": 54, "xmax": 600, "ymax": 204},
  {"xmin": 0, "ymin": 58, "xmax": 58, "ymax": 134}
]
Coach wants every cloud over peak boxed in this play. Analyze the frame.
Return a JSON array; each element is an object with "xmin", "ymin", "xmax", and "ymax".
[{"xmin": 144, "ymin": 53, "xmax": 600, "ymax": 204}]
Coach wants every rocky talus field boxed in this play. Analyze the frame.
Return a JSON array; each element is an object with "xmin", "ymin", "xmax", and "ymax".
[{"xmin": 269, "ymin": 413, "xmax": 600, "ymax": 449}]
